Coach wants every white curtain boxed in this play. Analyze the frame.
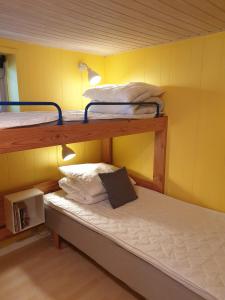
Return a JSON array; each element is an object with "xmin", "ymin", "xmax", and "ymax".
[{"xmin": 0, "ymin": 56, "xmax": 8, "ymax": 112}]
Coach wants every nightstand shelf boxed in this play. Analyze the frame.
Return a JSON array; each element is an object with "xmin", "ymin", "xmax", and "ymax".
[{"xmin": 4, "ymin": 188, "xmax": 45, "ymax": 234}]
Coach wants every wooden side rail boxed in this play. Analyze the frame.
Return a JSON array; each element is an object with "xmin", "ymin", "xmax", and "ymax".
[{"xmin": 0, "ymin": 117, "xmax": 167, "ymax": 154}]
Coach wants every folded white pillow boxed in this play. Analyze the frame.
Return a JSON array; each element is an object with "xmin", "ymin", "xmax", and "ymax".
[
  {"xmin": 59, "ymin": 163, "xmax": 136, "ymax": 199},
  {"xmin": 83, "ymin": 82, "xmax": 164, "ymax": 103},
  {"xmin": 88, "ymin": 97, "xmax": 164, "ymax": 115}
]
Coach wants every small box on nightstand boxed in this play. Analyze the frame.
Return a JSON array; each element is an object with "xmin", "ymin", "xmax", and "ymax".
[{"xmin": 4, "ymin": 188, "xmax": 45, "ymax": 234}]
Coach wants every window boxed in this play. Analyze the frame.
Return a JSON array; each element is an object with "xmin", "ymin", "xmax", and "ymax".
[{"xmin": 0, "ymin": 55, "xmax": 8, "ymax": 112}]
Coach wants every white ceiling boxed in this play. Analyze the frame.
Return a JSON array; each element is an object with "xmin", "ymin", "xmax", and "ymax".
[{"xmin": 0, "ymin": 0, "xmax": 225, "ymax": 55}]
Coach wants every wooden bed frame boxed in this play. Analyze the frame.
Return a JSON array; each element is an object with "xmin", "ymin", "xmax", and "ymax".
[{"xmin": 0, "ymin": 116, "xmax": 167, "ymax": 240}]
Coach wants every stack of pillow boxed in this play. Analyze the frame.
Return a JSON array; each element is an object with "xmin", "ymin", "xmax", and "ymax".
[
  {"xmin": 58, "ymin": 163, "xmax": 137, "ymax": 208},
  {"xmin": 83, "ymin": 82, "xmax": 164, "ymax": 115}
]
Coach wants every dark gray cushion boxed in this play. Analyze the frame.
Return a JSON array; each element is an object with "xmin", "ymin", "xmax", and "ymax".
[{"xmin": 99, "ymin": 167, "xmax": 137, "ymax": 209}]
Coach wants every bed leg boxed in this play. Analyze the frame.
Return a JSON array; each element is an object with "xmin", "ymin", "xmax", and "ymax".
[{"xmin": 52, "ymin": 231, "xmax": 61, "ymax": 249}]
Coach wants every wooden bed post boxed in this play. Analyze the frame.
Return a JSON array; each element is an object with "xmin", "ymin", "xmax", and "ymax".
[
  {"xmin": 153, "ymin": 123, "xmax": 167, "ymax": 193},
  {"xmin": 52, "ymin": 231, "xmax": 61, "ymax": 249},
  {"xmin": 102, "ymin": 138, "xmax": 113, "ymax": 164}
]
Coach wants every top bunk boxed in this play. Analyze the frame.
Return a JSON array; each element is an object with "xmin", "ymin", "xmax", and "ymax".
[{"xmin": 0, "ymin": 101, "xmax": 167, "ymax": 154}]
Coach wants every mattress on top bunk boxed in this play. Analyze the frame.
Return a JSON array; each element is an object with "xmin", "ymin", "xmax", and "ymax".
[
  {"xmin": 0, "ymin": 110, "xmax": 157, "ymax": 129},
  {"xmin": 44, "ymin": 186, "xmax": 225, "ymax": 300}
]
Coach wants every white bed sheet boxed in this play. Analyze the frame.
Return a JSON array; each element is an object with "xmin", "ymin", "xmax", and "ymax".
[
  {"xmin": 44, "ymin": 186, "xmax": 225, "ymax": 300},
  {"xmin": 0, "ymin": 110, "xmax": 156, "ymax": 129}
]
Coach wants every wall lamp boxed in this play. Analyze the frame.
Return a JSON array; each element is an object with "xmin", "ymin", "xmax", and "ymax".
[
  {"xmin": 61, "ymin": 144, "xmax": 76, "ymax": 161},
  {"xmin": 79, "ymin": 62, "xmax": 101, "ymax": 85}
]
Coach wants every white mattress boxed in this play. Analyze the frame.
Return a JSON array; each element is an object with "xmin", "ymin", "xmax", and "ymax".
[
  {"xmin": 0, "ymin": 110, "xmax": 156, "ymax": 129},
  {"xmin": 44, "ymin": 186, "xmax": 225, "ymax": 300}
]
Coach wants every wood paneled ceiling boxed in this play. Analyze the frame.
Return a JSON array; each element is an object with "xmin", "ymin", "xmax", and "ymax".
[{"xmin": 0, "ymin": 0, "xmax": 225, "ymax": 55}]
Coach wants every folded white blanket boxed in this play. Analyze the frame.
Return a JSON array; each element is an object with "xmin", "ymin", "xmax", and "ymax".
[
  {"xmin": 83, "ymin": 82, "xmax": 164, "ymax": 102},
  {"xmin": 58, "ymin": 163, "xmax": 136, "ymax": 205},
  {"xmin": 59, "ymin": 163, "xmax": 117, "ymax": 195},
  {"xmin": 88, "ymin": 97, "xmax": 164, "ymax": 115},
  {"xmin": 59, "ymin": 177, "xmax": 108, "ymax": 204}
]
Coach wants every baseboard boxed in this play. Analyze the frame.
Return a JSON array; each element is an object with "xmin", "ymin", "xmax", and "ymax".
[{"xmin": 0, "ymin": 229, "xmax": 50, "ymax": 256}]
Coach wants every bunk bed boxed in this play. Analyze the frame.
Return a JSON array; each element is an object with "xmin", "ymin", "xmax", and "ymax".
[
  {"xmin": 0, "ymin": 100, "xmax": 166, "ymax": 196},
  {"xmin": 2, "ymin": 100, "xmax": 212, "ymax": 300},
  {"xmin": 2, "ymin": 100, "xmax": 225, "ymax": 300},
  {"xmin": 0, "ymin": 100, "xmax": 167, "ymax": 230}
]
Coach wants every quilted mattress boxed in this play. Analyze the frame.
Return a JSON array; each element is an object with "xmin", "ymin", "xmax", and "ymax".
[
  {"xmin": 44, "ymin": 186, "xmax": 225, "ymax": 300},
  {"xmin": 0, "ymin": 110, "xmax": 156, "ymax": 129}
]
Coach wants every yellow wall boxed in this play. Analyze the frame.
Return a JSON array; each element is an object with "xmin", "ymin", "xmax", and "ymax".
[
  {"xmin": 0, "ymin": 38, "xmax": 104, "ymax": 193},
  {"xmin": 105, "ymin": 32, "xmax": 225, "ymax": 212},
  {"xmin": 1, "ymin": 32, "xmax": 225, "ymax": 213}
]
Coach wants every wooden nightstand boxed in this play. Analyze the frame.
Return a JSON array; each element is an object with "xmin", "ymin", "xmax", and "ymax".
[{"xmin": 4, "ymin": 188, "xmax": 45, "ymax": 234}]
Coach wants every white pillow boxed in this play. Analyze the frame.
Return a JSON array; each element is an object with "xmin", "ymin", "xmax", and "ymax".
[
  {"xmin": 59, "ymin": 163, "xmax": 136, "ymax": 196},
  {"xmin": 59, "ymin": 163, "xmax": 117, "ymax": 181},
  {"xmin": 83, "ymin": 82, "xmax": 164, "ymax": 102}
]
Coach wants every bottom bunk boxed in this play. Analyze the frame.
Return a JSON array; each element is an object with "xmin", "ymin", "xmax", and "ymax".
[{"xmin": 44, "ymin": 185, "xmax": 225, "ymax": 300}]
